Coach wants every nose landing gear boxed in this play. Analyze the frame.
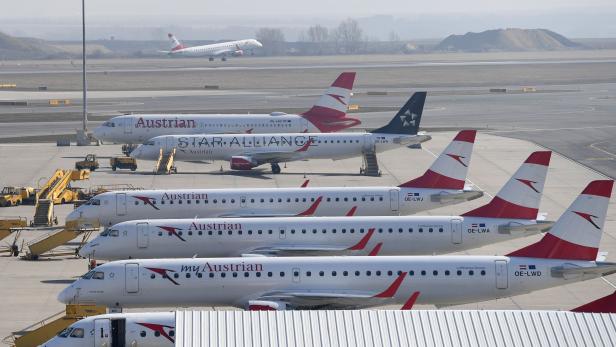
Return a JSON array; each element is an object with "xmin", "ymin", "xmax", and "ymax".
[{"xmin": 271, "ymin": 163, "xmax": 281, "ymax": 174}]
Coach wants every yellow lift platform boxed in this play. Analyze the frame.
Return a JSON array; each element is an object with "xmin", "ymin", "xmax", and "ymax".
[
  {"xmin": 32, "ymin": 169, "xmax": 90, "ymax": 227},
  {"xmin": 23, "ymin": 226, "xmax": 96, "ymax": 260},
  {"xmin": 155, "ymin": 148, "xmax": 177, "ymax": 174},
  {"xmin": 0, "ymin": 217, "xmax": 27, "ymax": 257},
  {"xmin": 3, "ymin": 304, "xmax": 106, "ymax": 347}
]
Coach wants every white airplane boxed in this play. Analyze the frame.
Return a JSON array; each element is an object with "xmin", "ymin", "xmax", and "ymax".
[
  {"xmin": 58, "ymin": 180, "xmax": 615, "ymax": 310},
  {"xmin": 161, "ymin": 33, "xmax": 262, "ymax": 61},
  {"xmin": 79, "ymin": 151, "xmax": 553, "ymax": 260},
  {"xmin": 66, "ymin": 130, "xmax": 482, "ymax": 229},
  {"xmin": 92, "ymin": 72, "xmax": 361, "ymax": 144},
  {"xmin": 129, "ymin": 92, "xmax": 431, "ymax": 173},
  {"xmin": 40, "ymin": 290, "xmax": 616, "ymax": 347}
]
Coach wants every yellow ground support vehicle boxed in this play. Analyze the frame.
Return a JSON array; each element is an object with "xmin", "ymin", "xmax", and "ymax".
[
  {"xmin": 0, "ymin": 187, "xmax": 35, "ymax": 207},
  {"xmin": 75, "ymin": 154, "xmax": 99, "ymax": 171},
  {"xmin": 110, "ymin": 156, "xmax": 137, "ymax": 171}
]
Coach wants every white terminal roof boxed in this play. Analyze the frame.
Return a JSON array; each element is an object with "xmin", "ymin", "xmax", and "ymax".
[{"xmin": 175, "ymin": 310, "xmax": 616, "ymax": 347}]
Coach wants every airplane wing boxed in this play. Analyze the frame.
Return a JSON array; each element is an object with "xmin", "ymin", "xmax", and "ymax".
[
  {"xmin": 236, "ymin": 138, "xmax": 315, "ymax": 165},
  {"xmin": 242, "ymin": 228, "xmax": 377, "ymax": 257},
  {"xmin": 248, "ymin": 272, "xmax": 407, "ymax": 310},
  {"xmin": 217, "ymin": 196, "xmax": 324, "ymax": 218},
  {"xmin": 211, "ymin": 48, "xmax": 235, "ymax": 56}
]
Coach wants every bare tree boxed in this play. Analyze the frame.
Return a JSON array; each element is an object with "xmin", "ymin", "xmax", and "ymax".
[
  {"xmin": 255, "ymin": 28, "xmax": 286, "ymax": 56},
  {"xmin": 332, "ymin": 18, "xmax": 363, "ymax": 54},
  {"xmin": 304, "ymin": 25, "xmax": 329, "ymax": 55}
]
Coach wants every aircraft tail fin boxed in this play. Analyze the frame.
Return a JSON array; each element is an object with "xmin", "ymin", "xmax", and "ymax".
[
  {"xmin": 462, "ymin": 151, "xmax": 551, "ymax": 219},
  {"xmin": 399, "ymin": 130, "xmax": 476, "ymax": 190},
  {"xmin": 168, "ymin": 33, "xmax": 186, "ymax": 52},
  {"xmin": 507, "ymin": 180, "xmax": 613, "ymax": 260},
  {"xmin": 300, "ymin": 72, "xmax": 360, "ymax": 132},
  {"xmin": 571, "ymin": 291, "xmax": 616, "ymax": 313},
  {"xmin": 371, "ymin": 92, "xmax": 426, "ymax": 135}
]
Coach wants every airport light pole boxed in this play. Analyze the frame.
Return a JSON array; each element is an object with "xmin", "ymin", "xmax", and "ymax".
[{"xmin": 81, "ymin": 0, "xmax": 88, "ymax": 132}]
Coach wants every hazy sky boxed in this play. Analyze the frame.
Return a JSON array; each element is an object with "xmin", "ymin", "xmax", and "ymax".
[
  {"xmin": 2, "ymin": 0, "xmax": 616, "ymax": 40},
  {"xmin": 4, "ymin": 0, "xmax": 616, "ymax": 17}
]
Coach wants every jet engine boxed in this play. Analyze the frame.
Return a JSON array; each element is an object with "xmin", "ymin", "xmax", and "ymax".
[{"xmin": 230, "ymin": 156, "xmax": 257, "ymax": 170}]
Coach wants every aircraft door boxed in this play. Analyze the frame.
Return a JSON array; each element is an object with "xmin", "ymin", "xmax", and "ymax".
[
  {"xmin": 165, "ymin": 136, "xmax": 175, "ymax": 151},
  {"xmin": 292, "ymin": 267, "xmax": 301, "ymax": 283},
  {"xmin": 362, "ymin": 133, "xmax": 374, "ymax": 152},
  {"xmin": 123, "ymin": 118, "xmax": 132, "ymax": 135},
  {"xmin": 94, "ymin": 318, "xmax": 112, "ymax": 347},
  {"xmin": 125, "ymin": 263, "xmax": 140, "ymax": 294},
  {"xmin": 389, "ymin": 189, "xmax": 399, "ymax": 212},
  {"xmin": 495, "ymin": 260, "xmax": 508, "ymax": 289},
  {"xmin": 116, "ymin": 193, "xmax": 127, "ymax": 216},
  {"xmin": 300, "ymin": 118, "xmax": 309, "ymax": 132},
  {"xmin": 137, "ymin": 222, "xmax": 149, "ymax": 248},
  {"xmin": 451, "ymin": 217, "xmax": 462, "ymax": 244}
]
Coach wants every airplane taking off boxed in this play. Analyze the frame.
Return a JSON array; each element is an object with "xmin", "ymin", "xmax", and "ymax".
[
  {"xmin": 92, "ymin": 72, "xmax": 361, "ymax": 144},
  {"xmin": 129, "ymin": 92, "xmax": 430, "ymax": 173},
  {"xmin": 58, "ymin": 180, "xmax": 614, "ymax": 310},
  {"xmin": 66, "ymin": 131, "xmax": 482, "ymax": 229},
  {"xmin": 41, "ymin": 290, "xmax": 616, "ymax": 347},
  {"xmin": 161, "ymin": 33, "xmax": 262, "ymax": 61},
  {"xmin": 80, "ymin": 151, "xmax": 553, "ymax": 260}
]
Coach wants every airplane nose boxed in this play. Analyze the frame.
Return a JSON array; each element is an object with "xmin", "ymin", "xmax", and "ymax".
[
  {"xmin": 78, "ymin": 244, "xmax": 93, "ymax": 258},
  {"xmin": 57, "ymin": 286, "xmax": 75, "ymax": 304},
  {"xmin": 130, "ymin": 146, "xmax": 142, "ymax": 159},
  {"xmin": 92, "ymin": 127, "xmax": 103, "ymax": 140}
]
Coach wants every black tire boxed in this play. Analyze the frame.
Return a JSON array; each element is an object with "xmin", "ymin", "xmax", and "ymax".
[
  {"xmin": 271, "ymin": 163, "xmax": 281, "ymax": 174},
  {"xmin": 131, "ymin": 166, "xmax": 136, "ymax": 171},
  {"xmin": 112, "ymin": 166, "xmax": 117, "ymax": 171},
  {"xmin": 91, "ymin": 167, "xmax": 96, "ymax": 172}
]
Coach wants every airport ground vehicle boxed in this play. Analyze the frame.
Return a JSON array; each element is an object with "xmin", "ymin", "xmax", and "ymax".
[
  {"xmin": 0, "ymin": 186, "xmax": 35, "ymax": 207},
  {"xmin": 75, "ymin": 154, "xmax": 99, "ymax": 171},
  {"xmin": 110, "ymin": 157, "xmax": 137, "ymax": 171}
]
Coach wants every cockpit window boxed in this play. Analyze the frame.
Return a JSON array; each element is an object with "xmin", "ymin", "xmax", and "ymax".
[
  {"xmin": 82, "ymin": 270, "xmax": 95, "ymax": 279},
  {"xmin": 92, "ymin": 271, "xmax": 105, "ymax": 280},
  {"xmin": 70, "ymin": 328, "xmax": 85, "ymax": 338},
  {"xmin": 102, "ymin": 121, "xmax": 115, "ymax": 127},
  {"xmin": 144, "ymin": 140, "xmax": 155, "ymax": 146},
  {"xmin": 100, "ymin": 230, "xmax": 109, "ymax": 237},
  {"xmin": 109, "ymin": 229, "xmax": 119, "ymax": 237},
  {"xmin": 85, "ymin": 199, "xmax": 101, "ymax": 206},
  {"xmin": 58, "ymin": 327, "xmax": 72, "ymax": 337}
]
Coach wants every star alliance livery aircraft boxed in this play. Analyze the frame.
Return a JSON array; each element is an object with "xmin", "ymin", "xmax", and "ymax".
[
  {"xmin": 93, "ymin": 72, "xmax": 360, "ymax": 144},
  {"xmin": 67, "ymin": 130, "xmax": 482, "ymax": 229},
  {"xmin": 58, "ymin": 181, "xmax": 615, "ymax": 310},
  {"xmin": 129, "ymin": 92, "xmax": 430, "ymax": 173},
  {"xmin": 161, "ymin": 33, "xmax": 262, "ymax": 61},
  {"xmin": 79, "ymin": 151, "xmax": 553, "ymax": 260}
]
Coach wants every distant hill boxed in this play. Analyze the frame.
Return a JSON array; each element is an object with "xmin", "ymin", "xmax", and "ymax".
[
  {"xmin": 0, "ymin": 31, "xmax": 112, "ymax": 59},
  {"xmin": 435, "ymin": 28, "xmax": 584, "ymax": 52}
]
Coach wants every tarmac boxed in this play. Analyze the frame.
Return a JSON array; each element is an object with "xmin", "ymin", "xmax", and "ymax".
[
  {"xmin": 0, "ymin": 132, "xmax": 615, "ymax": 339},
  {"xmin": 0, "ymin": 52, "xmax": 615, "ymax": 340}
]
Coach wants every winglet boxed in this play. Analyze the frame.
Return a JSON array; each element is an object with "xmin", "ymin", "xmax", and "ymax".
[
  {"xmin": 296, "ymin": 196, "xmax": 323, "ymax": 216},
  {"xmin": 347, "ymin": 228, "xmax": 375, "ymax": 251},
  {"xmin": 345, "ymin": 206, "xmax": 357, "ymax": 216},
  {"xmin": 401, "ymin": 291, "xmax": 421, "ymax": 310},
  {"xmin": 300, "ymin": 180, "xmax": 310, "ymax": 188},
  {"xmin": 571, "ymin": 291, "xmax": 616, "ymax": 313},
  {"xmin": 368, "ymin": 242, "xmax": 383, "ymax": 256},
  {"xmin": 374, "ymin": 272, "xmax": 407, "ymax": 298}
]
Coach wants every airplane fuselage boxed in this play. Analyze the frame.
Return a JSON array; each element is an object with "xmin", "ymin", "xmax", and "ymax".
[
  {"xmin": 66, "ymin": 187, "xmax": 482, "ymax": 228},
  {"xmin": 81, "ymin": 216, "xmax": 547, "ymax": 260},
  {"xmin": 58, "ymin": 256, "xmax": 601, "ymax": 309}
]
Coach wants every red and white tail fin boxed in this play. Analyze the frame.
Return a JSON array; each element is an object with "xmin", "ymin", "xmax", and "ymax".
[
  {"xmin": 168, "ymin": 33, "xmax": 186, "ymax": 52},
  {"xmin": 571, "ymin": 291, "xmax": 616, "ymax": 313},
  {"xmin": 399, "ymin": 130, "xmax": 476, "ymax": 190},
  {"xmin": 300, "ymin": 72, "xmax": 360, "ymax": 132},
  {"xmin": 508, "ymin": 180, "xmax": 613, "ymax": 261},
  {"xmin": 462, "ymin": 151, "xmax": 551, "ymax": 219}
]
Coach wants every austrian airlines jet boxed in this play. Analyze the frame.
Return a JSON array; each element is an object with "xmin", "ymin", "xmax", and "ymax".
[
  {"xmin": 93, "ymin": 72, "xmax": 360, "ymax": 144},
  {"xmin": 161, "ymin": 33, "xmax": 262, "ymax": 61},
  {"xmin": 66, "ymin": 130, "xmax": 482, "ymax": 229},
  {"xmin": 129, "ymin": 92, "xmax": 431, "ymax": 173},
  {"xmin": 58, "ymin": 180, "xmax": 615, "ymax": 310},
  {"xmin": 41, "ymin": 290, "xmax": 616, "ymax": 347},
  {"xmin": 79, "ymin": 151, "xmax": 553, "ymax": 260}
]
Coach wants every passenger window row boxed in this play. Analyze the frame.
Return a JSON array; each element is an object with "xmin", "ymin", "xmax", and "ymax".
[
  {"xmin": 134, "ymin": 195, "xmax": 385, "ymax": 206},
  {"xmin": 150, "ymin": 269, "xmax": 487, "ymax": 280},
  {"xmin": 157, "ymin": 226, "xmax": 445, "ymax": 237}
]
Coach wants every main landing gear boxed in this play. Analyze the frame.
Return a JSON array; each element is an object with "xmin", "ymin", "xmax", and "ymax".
[
  {"xmin": 271, "ymin": 163, "xmax": 281, "ymax": 174},
  {"xmin": 209, "ymin": 57, "xmax": 214, "ymax": 61},
  {"xmin": 221, "ymin": 56, "xmax": 227, "ymax": 62}
]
